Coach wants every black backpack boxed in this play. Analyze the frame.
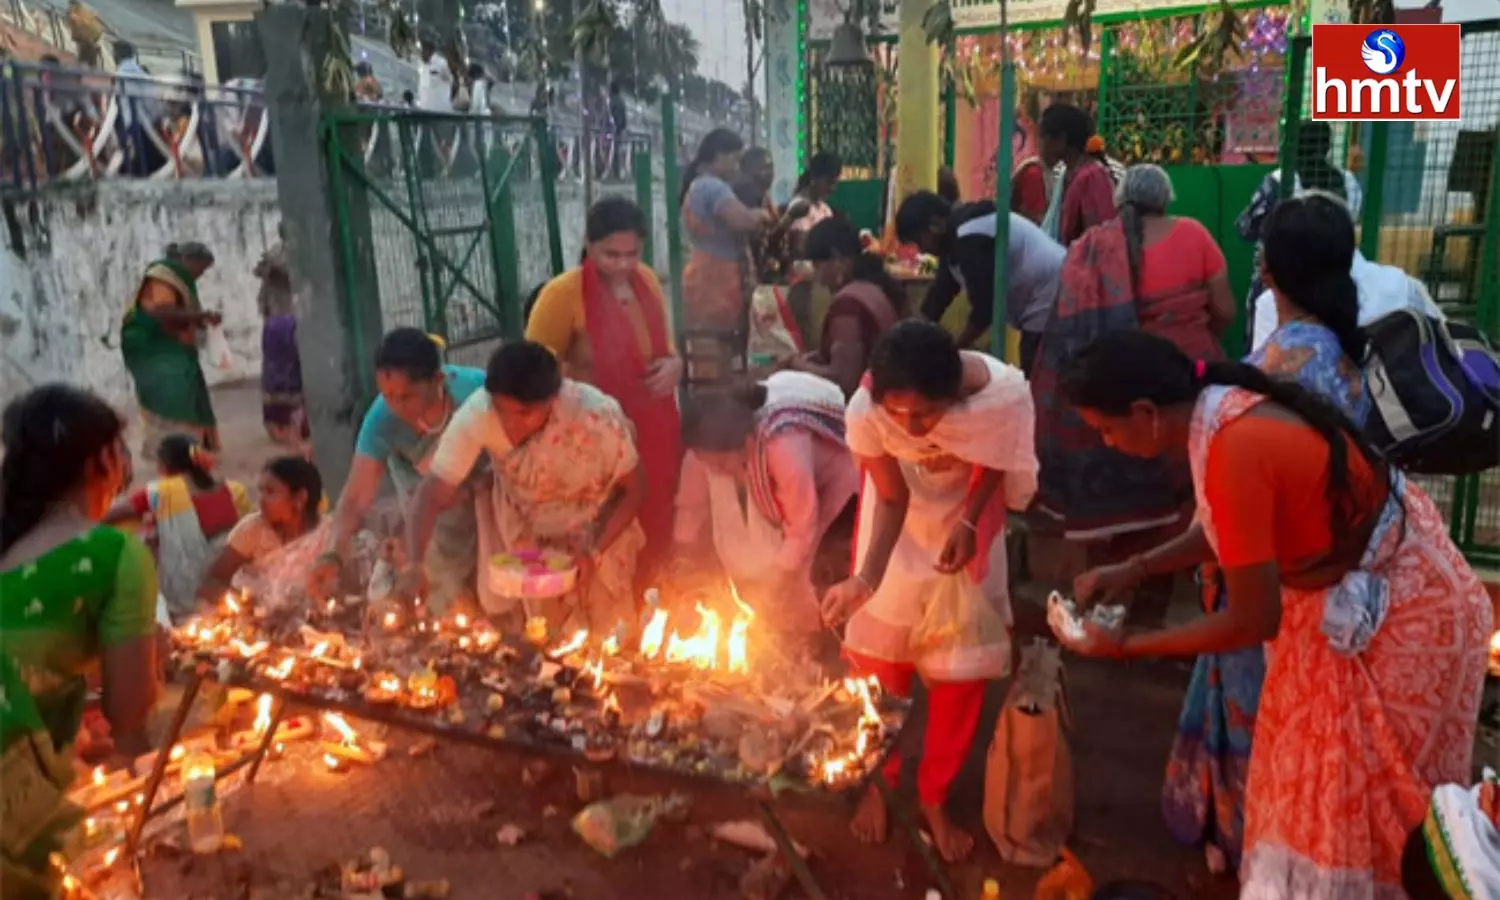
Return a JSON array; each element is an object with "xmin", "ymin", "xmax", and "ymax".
[{"xmin": 1362, "ymin": 308, "xmax": 1500, "ymax": 476}]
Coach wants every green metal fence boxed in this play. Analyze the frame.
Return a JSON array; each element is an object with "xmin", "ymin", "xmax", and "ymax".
[
  {"xmin": 320, "ymin": 110, "xmax": 667, "ymax": 384},
  {"xmin": 1281, "ymin": 24, "xmax": 1500, "ymax": 567}
]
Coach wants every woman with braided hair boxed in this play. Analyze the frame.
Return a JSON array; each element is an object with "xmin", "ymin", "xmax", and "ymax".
[
  {"xmin": 1055, "ymin": 329, "xmax": 1490, "ymax": 899},
  {"xmin": 0, "ymin": 385, "xmax": 161, "ymax": 897}
]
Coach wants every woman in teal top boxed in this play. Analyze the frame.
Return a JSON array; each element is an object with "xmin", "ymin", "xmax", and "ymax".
[
  {"xmin": 309, "ymin": 329, "xmax": 489, "ymax": 612},
  {"xmin": 0, "ymin": 385, "xmax": 161, "ymax": 898}
]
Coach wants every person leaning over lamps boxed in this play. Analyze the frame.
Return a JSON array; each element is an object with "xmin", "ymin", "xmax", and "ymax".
[{"xmin": 395, "ymin": 341, "xmax": 647, "ymax": 636}]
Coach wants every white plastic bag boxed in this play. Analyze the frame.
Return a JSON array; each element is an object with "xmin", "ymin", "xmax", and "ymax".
[{"xmin": 202, "ymin": 324, "xmax": 234, "ymax": 371}]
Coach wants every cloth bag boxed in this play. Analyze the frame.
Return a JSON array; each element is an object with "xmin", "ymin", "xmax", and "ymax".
[{"xmin": 985, "ymin": 638, "xmax": 1073, "ymax": 866}]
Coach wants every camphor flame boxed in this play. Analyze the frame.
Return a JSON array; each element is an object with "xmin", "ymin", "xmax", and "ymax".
[
  {"xmin": 253, "ymin": 694, "xmax": 273, "ymax": 737},
  {"xmin": 222, "ymin": 593, "xmax": 241, "ymax": 615},
  {"xmin": 232, "ymin": 638, "xmax": 269, "ymax": 658},
  {"xmin": 454, "ymin": 614, "xmax": 470, "ymax": 630},
  {"xmin": 324, "ymin": 712, "xmax": 358, "ymax": 746},
  {"xmin": 266, "ymin": 656, "xmax": 295, "ymax": 681},
  {"xmin": 727, "ymin": 582, "xmax": 755, "ymax": 674},
  {"xmin": 1489, "ymin": 630, "xmax": 1500, "ymax": 655},
  {"xmin": 820, "ymin": 677, "xmax": 885, "ymax": 786},
  {"xmin": 551, "ymin": 629, "xmax": 589, "ymax": 657},
  {"xmin": 666, "ymin": 604, "xmax": 721, "ymax": 670},
  {"xmin": 379, "ymin": 674, "xmax": 402, "ymax": 692},
  {"xmin": 310, "ymin": 641, "xmax": 330, "ymax": 659},
  {"xmin": 639, "ymin": 609, "xmax": 669, "ymax": 659},
  {"xmin": 91, "ymin": 767, "xmax": 105, "ymax": 787},
  {"xmin": 602, "ymin": 634, "xmax": 620, "ymax": 656},
  {"xmin": 323, "ymin": 752, "xmax": 342, "ymax": 770}
]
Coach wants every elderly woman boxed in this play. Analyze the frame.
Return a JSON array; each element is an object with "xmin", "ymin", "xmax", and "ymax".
[
  {"xmin": 121, "ymin": 241, "xmax": 222, "ymax": 453},
  {"xmin": 822, "ymin": 321, "xmax": 1037, "ymax": 863},
  {"xmin": 1056, "ymin": 329, "xmax": 1489, "ymax": 899},
  {"xmin": 401, "ymin": 342, "xmax": 646, "ymax": 636},
  {"xmin": 1030, "ymin": 165, "xmax": 1235, "ymax": 608},
  {"xmin": 672, "ymin": 371, "xmax": 856, "ymax": 637}
]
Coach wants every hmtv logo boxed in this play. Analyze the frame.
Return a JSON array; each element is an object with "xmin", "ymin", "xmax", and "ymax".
[{"xmin": 1312, "ymin": 24, "xmax": 1461, "ymax": 121}]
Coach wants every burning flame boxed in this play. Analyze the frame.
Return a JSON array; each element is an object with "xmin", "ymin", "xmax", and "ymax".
[
  {"xmin": 454, "ymin": 614, "xmax": 470, "ymax": 630},
  {"xmin": 253, "ymin": 694, "xmax": 273, "ymax": 736},
  {"xmin": 310, "ymin": 641, "xmax": 329, "ymax": 658},
  {"xmin": 585, "ymin": 657, "xmax": 605, "ymax": 691},
  {"xmin": 666, "ymin": 604, "xmax": 721, "ymax": 669},
  {"xmin": 1489, "ymin": 630, "xmax": 1500, "ymax": 654},
  {"xmin": 324, "ymin": 713, "xmax": 358, "ymax": 746},
  {"xmin": 223, "ymin": 593, "xmax": 241, "ymax": 615},
  {"xmin": 379, "ymin": 675, "xmax": 401, "ymax": 692},
  {"xmin": 602, "ymin": 634, "xmax": 620, "ymax": 656},
  {"xmin": 819, "ymin": 677, "xmax": 885, "ymax": 786},
  {"xmin": 170, "ymin": 745, "xmax": 186, "ymax": 761},
  {"xmin": 383, "ymin": 612, "xmax": 400, "ymax": 629},
  {"xmin": 91, "ymin": 767, "xmax": 105, "ymax": 787},
  {"xmin": 102, "ymin": 847, "xmax": 120, "ymax": 867},
  {"xmin": 726, "ymin": 583, "xmax": 754, "ymax": 674},
  {"xmin": 323, "ymin": 752, "xmax": 342, "ymax": 770},
  {"xmin": 325, "ymin": 598, "xmax": 338, "ymax": 615},
  {"xmin": 266, "ymin": 656, "xmax": 295, "ymax": 681},
  {"xmin": 232, "ymin": 638, "xmax": 269, "ymax": 658},
  {"xmin": 640, "ymin": 609, "xmax": 668, "ymax": 659},
  {"xmin": 551, "ymin": 629, "xmax": 589, "ymax": 657}
]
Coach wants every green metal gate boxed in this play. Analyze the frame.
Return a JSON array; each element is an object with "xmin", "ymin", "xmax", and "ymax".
[
  {"xmin": 1281, "ymin": 24, "xmax": 1500, "ymax": 567},
  {"xmin": 321, "ymin": 110, "xmax": 667, "ymax": 384},
  {"xmin": 320, "ymin": 110, "xmax": 568, "ymax": 378}
]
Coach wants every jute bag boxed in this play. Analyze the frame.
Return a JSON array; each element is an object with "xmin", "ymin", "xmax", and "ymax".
[{"xmin": 984, "ymin": 638, "xmax": 1073, "ymax": 866}]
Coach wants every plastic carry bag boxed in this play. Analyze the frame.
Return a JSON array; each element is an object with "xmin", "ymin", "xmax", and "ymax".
[
  {"xmin": 909, "ymin": 572, "xmax": 1009, "ymax": 655},
  {"xmin": 202, "ymin": 324, "xmax": 234, "ymax": 372},
  {"xmin": 984, "ymin": 638, "xmax": 1073, "ymax": 866}
]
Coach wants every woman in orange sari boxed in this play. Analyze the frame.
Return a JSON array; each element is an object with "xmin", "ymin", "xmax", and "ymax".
[
  {"xmin": 526, "ymin": 196, "xmax": 682, "ymax": 570},
  {"xmin": 680, "ymin": 128, "xmax": 773, "ymax": 334},
  {"xmin": 1056, "ymin": 330, "xmax": 1490, "ymax": 899}
]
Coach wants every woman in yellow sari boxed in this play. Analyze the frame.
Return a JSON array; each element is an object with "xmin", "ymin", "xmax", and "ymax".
[
  {"xmin": 526, "ymin": 196, "xmax": 682, "ymax": 570},
  {"xmin": 120, "ymin": 242, "xmax": 222, "ymax": 453}
]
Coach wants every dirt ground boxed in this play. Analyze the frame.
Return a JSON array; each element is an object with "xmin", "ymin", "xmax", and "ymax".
[{"xmin": 134, "ymin": 382, "xmax": 1238, "ymax": 900}]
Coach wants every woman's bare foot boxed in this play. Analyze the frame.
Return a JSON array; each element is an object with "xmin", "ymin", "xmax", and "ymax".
[
  {"xmin": 850, "ymin": 784, "xmax": 888, "ymax": 843},
  {"xmin": 921, "ymin": 803, "xmax": 974, "ymax": 862}
]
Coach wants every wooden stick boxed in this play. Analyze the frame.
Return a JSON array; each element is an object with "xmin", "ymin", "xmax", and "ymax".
[{"xmin": 128, "ymin": 669, "xmax": 201, "ymax": 854}]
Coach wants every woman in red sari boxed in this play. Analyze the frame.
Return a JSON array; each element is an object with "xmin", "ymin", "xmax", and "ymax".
[
  {"xmin": 1030, "ymin": 164, "xmax": 1236, "ymax": 607},
  {"xmin": 525, "ymin": 197, "xmax": 683, "ymax": 571}
]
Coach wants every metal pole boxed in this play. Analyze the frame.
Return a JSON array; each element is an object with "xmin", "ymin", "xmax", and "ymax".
[
  {"xmin": 1277, "ymin": 35, "xmax": 1308, "ymax": 202},
  {"xmin": 662, "ymin": 90, "xmax": 686, "ymax": 333},
  {"xmin": 990, "ymin": 62, "xmax": 1015, "ymax": 358},
  {"xmin": 1357, "ymin": 122, "xmax": 1388, "ymax": 262}
]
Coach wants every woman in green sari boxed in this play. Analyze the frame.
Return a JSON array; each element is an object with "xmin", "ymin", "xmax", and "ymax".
[
  {"xmin": 121, "ymin": 242, "xmax": 222, "ymax": 453},
  {"xmin": 0, "ymin": 385, "xmax": 161, "ymax": 898}
]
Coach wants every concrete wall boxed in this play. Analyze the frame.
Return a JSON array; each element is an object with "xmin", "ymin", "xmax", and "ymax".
[{"xmin": 0, "ymin": 180, "xmax": 281, "ymax": 412}]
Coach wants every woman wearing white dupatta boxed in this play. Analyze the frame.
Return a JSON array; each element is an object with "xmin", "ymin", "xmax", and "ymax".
[
  {"xmin": 822, "ymin": 321, "xmax": 1038, "ymax": 863},
  {"xmin": 673, "ymin": 371, "xmax": 857, "ymax": 636}
]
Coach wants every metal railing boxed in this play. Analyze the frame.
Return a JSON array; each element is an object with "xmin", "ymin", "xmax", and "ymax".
[
  {"xmin": 0, "ymin": 61, "xmax": 266, "ymax": 190},
  {"xmin": 0, "ymin": 0, "xmax": 199, "ymax": 72}
]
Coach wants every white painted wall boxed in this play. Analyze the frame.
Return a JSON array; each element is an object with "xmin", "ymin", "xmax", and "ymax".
[{"xmin": 0, "ymin": 180, "xmax": 281, "ymax": 413}]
